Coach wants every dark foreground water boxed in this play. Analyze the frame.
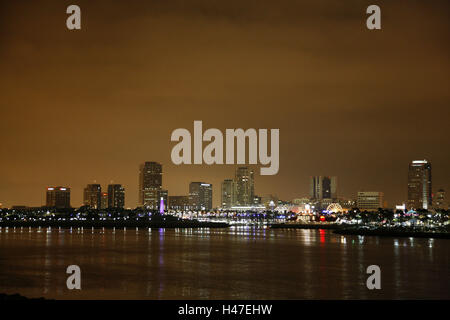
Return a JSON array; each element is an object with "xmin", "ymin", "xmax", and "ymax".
[{"xmin": 0, "ymin": 226, "xmax": 448, "ymax": 299}]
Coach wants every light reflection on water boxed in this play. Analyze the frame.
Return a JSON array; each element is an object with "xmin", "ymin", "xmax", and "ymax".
[{"xmin": 0, "ymin": 227, "xmax": 448, "ymax": 300}]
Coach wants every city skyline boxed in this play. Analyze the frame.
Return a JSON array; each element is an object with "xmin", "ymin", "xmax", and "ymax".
[
  {"xmin": 0, "ymin": 1, "xmax": 449, "ymax": 208},
  {"xmin": 1, "ymin": 159, "xmax": 447, "ymax": 210}
]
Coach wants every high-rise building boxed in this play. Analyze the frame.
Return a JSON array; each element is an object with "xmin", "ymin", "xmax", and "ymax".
[
  {"xmin": 46, "ymin": 187, "xmax": 71, "ymax": 208},
  {"xmin": 83, "ymin": 184, "xmax": 102, "ymax": 209},
  {"xmin": 139, "ymin": 162, "xmax": 162, "ymax": 208},
  {"xmin": 357, "ymin": 192, "xmax": 384, "ymax": 211},
  {"xmin": 189, "ymin": 182, "xmax": 213, "ymax": 211},
  {"xmin": 433, "ymin": 189, "xmax": 447, "ymax": 210},
  {"xmin": 101, "ymin": 192, "xmax": 108, "ymax": 209},
  {"xmin": 168, "ymin": 195, "xmax": 190, "ymax": 211},
  {"xmin": 407, "ymin": 160, "xmax": 432, "ymax": 210},
  {"xmin": 221, "ymin": 179, "xmax": 236, "ymax": 208},
  {"xmin": 108, "ymin": 184, "xmax": 125, "ymax": 208},
  {"xmin": 235, "ymin": 167, "xmax": 254, "ymax": 206},
  {"xmin": 309, "ymin": 176, "xmax": 337, "ymax": 200}
]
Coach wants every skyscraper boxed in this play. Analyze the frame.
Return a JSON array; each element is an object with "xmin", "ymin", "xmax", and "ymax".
[
  {"xmin": 189, "ymin": 182, "xmax": 213, "ymax": 211},
  {"xmin": 221, "ymin": 179, "xmax": 236, "ymax": 208},
  {"xmin": 235, "ymin": 167, "xmax": 254, "ymax": 206},
  {"xmin": 407, "ymin": 160, "xmax": 432, "ymax": 210},
  {"xmin": 108, "ymin": 184, "xmax": 125, "ymax": 208},
  {"xmin": 139, "ymin": 162, "xmax": 162, "ymax": 208},
  {"xmin": 309, "ymin": 176, "xmax": 337, "ymax": 200},
  {"xmin": 83, "ymin": 184, "xmax": 102, "ymax": 209},
  {"xmin": 46, "ymin": 187, "xmax": 71, "ymax": 208}
]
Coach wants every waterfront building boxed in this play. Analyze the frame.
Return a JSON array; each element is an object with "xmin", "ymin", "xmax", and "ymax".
[
  {"xmin": 189, "ymin": 182, "xmax": 213, "ymax": 211},
  {"xmin": 108, "ymin": 184, "xmax": 125, "ymax": 208},
  {"xmin": 309, "ymin": 176, "xmax": 337, "ymax": 200},
  {"xmin": 357, "ymin": 191, "xmax": 384, "ymax": 211},
  {"xmin": 139, "ymin": 162, "xmax": 162, "ymax": 209},
  {"xmin": 407, "ymin": 160, "xmax": 432, "ymax": 210},
  {"xmin": 83, "ymin": 184, "xmax": 102, "ymax": 209},
  {"xmin": 221, "ymin": 179, "xmax": 236, "ymax": 208},
  {"xmin": 235, "ymin": 167, "xmax": 254, "ymax": 206},
  {"xmin": 46, "ymin": 186, "xmax": 71, "ymax": 208}
]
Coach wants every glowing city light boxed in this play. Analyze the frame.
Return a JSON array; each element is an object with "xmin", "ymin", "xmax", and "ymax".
[{"xmin": 159, "ymin": 197, "xmax": 165, "ymax": 214}]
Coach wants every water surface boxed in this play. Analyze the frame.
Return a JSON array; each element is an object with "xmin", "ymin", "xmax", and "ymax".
[{"xmin": 0, "ymin": 227, "xmax": 448, "ymax": 299}]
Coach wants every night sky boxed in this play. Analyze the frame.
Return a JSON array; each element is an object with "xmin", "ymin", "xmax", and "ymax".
[{"xmin": 0, "ymin": 0, "xmax": 449, "ymax": 208}]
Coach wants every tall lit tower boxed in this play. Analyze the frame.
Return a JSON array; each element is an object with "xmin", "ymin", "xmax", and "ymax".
[
  {"xmin": 189, "ymin": 182, "xmax": 213, "ymax": 211},
  {"xmin": 83, "ymin": 184, "xmax": 102, "ymax": 209},
  {"xmin": 221, "ymin": 179, "xmax": 236, "ymax": 208},
  {"xmin": 310, "ymin": 176, "xmax": 337, "ymax": 200},
  {"xmin": 46, "ymin": 187, "xmax": 71, "ymax": 208},
  {"xmin": 108, "ymin": 184, "xmax": 125, "ymax": 208},
  {"xmin": 235, "ymin": 167, "xmax": 254, "ymax": 206},
  {"xmin": 407, "ymin": 160, "xmax": 432, "ymax": 210},
  {"xmin": 139, "ymin": 162, "xmax": 162, "ymax": 208},
  {"xmin": 159, "ymin": 197, "xmax": 165, "ymax": 214}
]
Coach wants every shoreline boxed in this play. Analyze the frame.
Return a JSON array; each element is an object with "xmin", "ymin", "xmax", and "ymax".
[
  {"xmin": 269, "ymin": 223, "xmax": 450, "ymax": 239},
  {"xmin": 333, "ymin": 227, "xmax": 450, "ymax": 239},
  {"xmin": 1, "ymin": 222, "xmax": 449, "ymax": 239},
  {"xmin": 0, "ymin": 220, "xmax": 229, "ymax": 229}
]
